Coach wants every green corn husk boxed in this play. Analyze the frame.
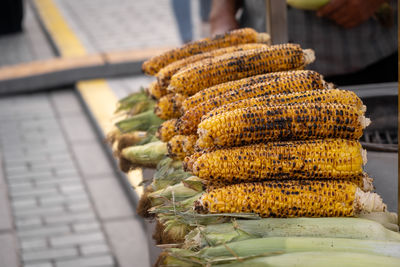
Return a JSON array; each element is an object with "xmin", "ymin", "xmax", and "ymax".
[
  {"xmin": 148, "ymin": 177, "xmax": 204, "ymax": 206},
  {"xmin": 287, "ymin": 0, "xmax": 329, "ymax": 10},
  {"xmin": 217, "ymin": 252, "xmax": 400, "ymax": 267},
  {"xmin": 121, "ymin": 141, "xmax": 167, "ymax": 169},
  {"xmin": 116, "ymin": 110, "xmax": 163, "ymax": 133},
  {"xmin": 172, "ymin": 236, "xmax": 400, "ymax": 262},
  {"xmin": 153, "ymin": 158, "xmax": 192, "ymax": 191},
  {"xmin": 184, "ymin": 217, "xmax": 400, "ymax": 250},
  {"xmin": 115, "ymin": 89, "xmax": 155, "ymax": 114}
]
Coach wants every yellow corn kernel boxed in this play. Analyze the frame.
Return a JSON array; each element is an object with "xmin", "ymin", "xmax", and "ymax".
[
  {"xmin": 167, "ymin": 135, "xmax": 197, "ymax": 160},
  {"xmin": 192, "ymin": 139, "xmax": 365, "ymax": 183},
  {"xmin": 169, "ymin": 44, "xmax": 315, "ymax": 96},
  {"xmin": 156, "ymin": 43, "xmax": 268, "ymax": 86},
  {"xmin": 197, "ymin": 103, "xmax": 368, "ymax": 149},
  {"xmin": 194, "ymin": 179, "xmax": 385, "ymax": 217},
  {"xmin": 147, "ymin": 81, "xmax": 168, "ymax": 100},
  {"xmin": 156, "ymin": 119, "xmax": 178, "ymax": 142},
  {"xmin": 177, "ymin": 71, "xmax": 326, "ymax": 135},
  {"xmin": 202, "ymin": 89, "xmax": 364, "ymax": 121},
  {"xmin": 142, "ymin": 28, "xmax": 270, "ymax": 75},
  {"xmin": 154, "ymin": 94, "xmax": 186, "ymax": 120}
]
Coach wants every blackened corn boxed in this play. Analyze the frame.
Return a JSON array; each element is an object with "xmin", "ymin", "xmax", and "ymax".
[
  {"xmin": 147, "ymin": 81, "xmax": 168, "ymax": 100},
  {"xmin": 192, "ymin": 139, "xmax": 366, "ymax": 183},
  {"xmin": 202, "ymin": 89, "xmax": 364, "ymax": 121},
  {"xmin": 168, "ymin": 44, "xmax": 315, "ymax": 96},
  {"xmin": 177, "ymin": 71, "xmax": 326, "ymax": 135},
  {"xmin": 197, "ymin": 103, "xmax": 369, "ymax": 149},
  {"xmin": 167, "ymin": 135, "xmax": 197, "ymax": 160},
  {"xmin": 156, "ymin": 43, "xmax": 268, "ymax": 86},
  {"xmin": 194, "ymin": 179, "xmax": 386, "ymax": 217},
  {"xmin": 154, "ymin": 93, "xmax": 186, "ymax": 120},
  {"xmin": 156, "ymin": 119, "xmax": 178, "ymax": 142},
  {"xmin": 142, "ymin": 28, "xmax": 270, "ymax": 75}
]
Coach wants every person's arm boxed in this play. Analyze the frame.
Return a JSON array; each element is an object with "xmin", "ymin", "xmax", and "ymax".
[
  {"xmin": 317, "ymin": 0, "xmax": 386, "ymax": 28},
  {"xmin": 209, "ymin": 0, "xmax": 240, "ymax": 35}
]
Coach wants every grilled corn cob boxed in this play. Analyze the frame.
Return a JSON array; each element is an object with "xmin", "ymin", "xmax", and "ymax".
[
  {"xmin": 168, "ymin": 44, "xmax": 315, "ymax": 95},
  {"xmin": 192, "ymin": 139, "xmax": 365, "ymax": 182},
  {"xmin": 181, "ymin": 71, "xmax": 299, "ymax": 112},
  {"xmin": 142, "ymin": 28, "xmax": 270, "ymax": 75},
  {"xmin": 177, "ymin": 71, "xmax": 327, "ymax": 135},
  {"xmin": 167, "ymin": 135, "xmax": 197, "ymax": 160},
  {"xmin": 156, "ymin": 119, "xmax": 178, "ymax": 142},
  {"xmin": 202, "ymin": 89, "xmax": 364, "ymax": 121},
  {"xmin": 147, "ymin": 80, "xmax": 168, "ymax": 100},
  {"xmin": 156, "ymin": 43, "xmax": 269, "ymax": 86},
  {"xmin": 155, "ymin": 93, "xmax": 186, "ymax": 120},
  {"xmin": 197, "ymin": 103, "xmax": 369, "ymax": 149},
  {"xmin": 194, "ymin": 179, "xmax": 386, "ymax": 217}
]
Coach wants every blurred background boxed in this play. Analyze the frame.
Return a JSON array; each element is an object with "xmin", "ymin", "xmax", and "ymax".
[{"xmin": 0, "ymin": 0, "xmax": 397, "ymax": 266}]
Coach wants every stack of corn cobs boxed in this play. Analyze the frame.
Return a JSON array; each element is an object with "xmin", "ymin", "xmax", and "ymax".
[{"xmin": 107, "ymin": 28, "xmax": 400, "ymax": 266}]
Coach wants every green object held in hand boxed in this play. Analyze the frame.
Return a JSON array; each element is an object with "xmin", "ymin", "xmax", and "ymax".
[{"xmin": 287, "ymin": 0, "xmax": 329, "ymax": 10}]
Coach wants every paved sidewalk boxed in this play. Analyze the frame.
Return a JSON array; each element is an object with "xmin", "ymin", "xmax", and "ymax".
[{"xmin": 0, "ymin": 90, "xmax": 150, "ymax": 267}]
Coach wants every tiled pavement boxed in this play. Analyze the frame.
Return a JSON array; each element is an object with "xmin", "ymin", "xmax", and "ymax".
[{"xmin": 0, "ymin": 91, "xmax": 150, "ymax": 267}]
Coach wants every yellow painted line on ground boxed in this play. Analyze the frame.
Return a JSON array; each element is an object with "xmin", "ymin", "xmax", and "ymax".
[
  {"xmin": 34, "ymin": 0, "xmax": 86, "ymax": 57},
  {"xmin": 77, "ymin": 80, "xmax": 144, "ymax": 197}
]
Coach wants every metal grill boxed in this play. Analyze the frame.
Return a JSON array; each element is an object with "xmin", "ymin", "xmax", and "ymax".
[{"xmin": 360, "ymin": 129, "xmax": 398, "ymax": 152}]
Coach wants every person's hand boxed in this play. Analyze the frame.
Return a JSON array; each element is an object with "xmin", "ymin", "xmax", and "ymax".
[
  {"xmin": 317, "ymin": 0, "xmax": 385, "ymax": 28},
  {"xmin": 209, "ymin": 0, "xmax": 239, "ymax": 36}
]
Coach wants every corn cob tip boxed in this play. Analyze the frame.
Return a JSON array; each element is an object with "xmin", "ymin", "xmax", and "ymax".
[
  {"xmin": 167, "ymin": 85, "xmax": 175, "ymax": 93},
  {"xmin": 360, "ymin": 117, "xmax": 371, "ymax": 128},
  {"xmin": 325, "ymin": 82, "xmax": 336, "ymax": 89},
  {"xmin": 256, "ymin": 33, "xmax": 271, "ymax": 44},
  {"xmin": 303, "ymin": 49, "xmax": 315, "ymax": 65},
  {"xmin": 355, "ymin": 188, "xmax": 387, "ymax": 214},
  {"xmin": 362, "ymin": 173, "xmax": 375, "ymax": 192},
  {"xmin": 361, "ymin": 148, "xmax": 367, "ymax": 165}
]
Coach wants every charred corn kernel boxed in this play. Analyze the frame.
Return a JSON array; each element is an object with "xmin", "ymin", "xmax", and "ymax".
[
  {"xmin": 142, "ymin": 28, "xmax": 270, "ymax": 75},
  {"xmin": 181, "ymin": 71, "xmax": 297, "ymax": 112},
  {"xmin": 197, "ymin": 103, "xmax": 368, "ymax": 149},
  {"xmin": 177, "ymin": 71, "xmax": 326, "ymax": 135},
  {"xmin": 203, "ymin": 89, "xmax": 364, "ymax": 121},
  {"xmin": 182, "ymin": 70, "xmax": 325, "ymax": 112},
  {"xmin": 183, "ymin": 151, "xmax": 203, "ymax": 172},
  {"xmin": 154, "ymin": 93, "xmax": 186, "ymax": 120},
  {"xmin": 169, "ymin": 44, "xmax": 315, "ymax": 96},
  {"xmin": 156, "ymin": 43, "xmax": 268, "ymax": 86},
  {"xmin": 147, "ymin": 81, "xmax": 168, "ymax": 100},
  {"xmin": 194, "ymin": 179, "xmax": 386, "ymax": 217},
  {"xmin": 156, "ymin": 119, "xmax": 178, "ymax": 142},
  {"xmin": 167, "ymin": 135, "xmax": 197, "ymax": 160},
  {"xmin": 192, "ymin": 139, "xmax": 365, "ymax": 183}
]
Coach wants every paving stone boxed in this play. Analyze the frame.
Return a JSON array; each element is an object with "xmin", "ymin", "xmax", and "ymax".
[
  {"xmin": 72, "ymin": 221, "xmax": 101, "ymax": 233},
  {"xmin": 59, "ymin": 184, "xmax": 86, "ymax": 195},
  {"xmin": 10, "ymin": 186, "xmax": 59, "ymax": 198},
  {"xmin": 60, "ymin": 115, "xmax": 97, "ymax": 143},
  {"xmin": 14, "ymin": 205, "xmax": 65, "ymax": 218},
  {"xmin": 24, "ymin": 262, "xmax": 54, "ymax": 267},
  {"xmin": 0, "ymin": 233, "xmax": 20, "ymax": 267},
  {"xmin": 18, "ymin": 224, "xmax": 70, "ymax": 238},
  {"xmin": 12, "ymin": 198, "xmax": 38, "ymax": 210},
  {"xmin": 104, "ymin": 218, "xmax": 149, "ymax": 267},
  {"xmin": 20, "ymin": 239, "xmax": 48, "ymax": 251},
  {"xmin": 80, "ymin": 243, "xmax": 110, "ymax": 256},
  {"xmin": 71, "ymin": 142, "xmax": 114, "ymax": 178},
  {"xmin": 16, "ymin": 217, "xmax": 43, "ymax": 229},
  {"xmin": 50, "ymin": 232, "xmax": 105, "ymax": 247},
  {"xmin": 34, "ymin": 177, "xmax": 80, "ymax": 187},
  {"xmin": 23, "ymin": 247, "xmax": 78, "ymax": 262},
  {"xmin": 44, "ymin": 211, "xmax": 97, "ymax": 225},
  {"xmin": 86, "ymin": 177, "xmax": 133, "ymax": 220},
  {"xmin": 67, "ymin": 202, "xmax": 92, "ymax": 213},
  {"xmin": 51, "ymin": 90, "xmax": 84, "ymax": 116},
  {"xmin": 55, "ymin": 255, "xmax": 114, "ymax": 267},
  {"xmin": 0, "ymin": 187, "xmax": 13, "ymax": 230},
  {"xmin": 39, "ymin": 193, "xmax": 89, "ymax": 206}
]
